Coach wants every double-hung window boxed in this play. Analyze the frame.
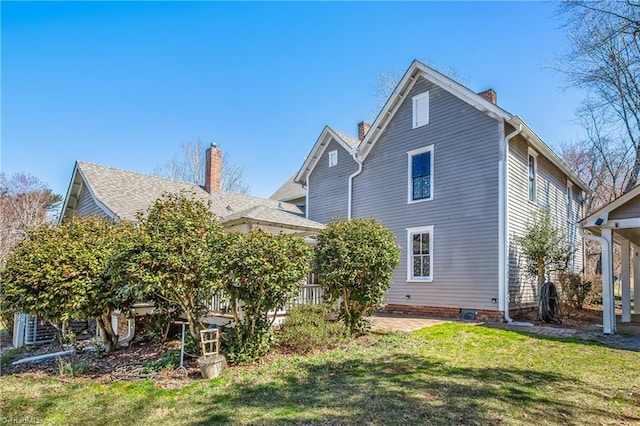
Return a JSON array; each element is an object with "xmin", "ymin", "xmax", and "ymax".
[
  {"xmin": 566, "ymin": 182, "xmax": 575, "ymax": 269},
  {"xmin": 407, "ymin": 226, "xmax": 434, "ymax": 282},
  {"xmin": 528, "ymin": 148, "xmax": 538, "ymax": 203},
  {"xmin": 407, "ymin": 145, "xmax": 434, "ymax": 203}
]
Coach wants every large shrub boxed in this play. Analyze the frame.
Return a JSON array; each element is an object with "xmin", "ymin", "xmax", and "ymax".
[
  {"xmin": 1, "ymin": 216, "xmax": 135, "ymax": 352},
  {"xmin": 314, "ymin": 218, "xmax": 400, "ymax": 334},
  {"xmin": 222, "ymin": 230, "xmax": 312, "ymax": 363},
  {"xmin": 558, "ymin": 271, "xmax": 592, "ymax": 309},
  {"xmin": 277, "ymin": 304, "xmax": 348, "ymax": 354},
  {"xmin": 110, "ymin": 192, "xmax": 227, "ymax": 342}
]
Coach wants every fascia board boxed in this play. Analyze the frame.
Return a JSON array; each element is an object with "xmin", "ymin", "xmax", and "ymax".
[
  {"xmin": 509, "ymin": 116, "xmax": 591, "ymax": 195},
  {"xmin": 294, "ymin": 127, "xmax": 356, "ymax": 185},
  {"xmin": 358, "ymin": 60, "xmax": 512, "ymax": 161}
]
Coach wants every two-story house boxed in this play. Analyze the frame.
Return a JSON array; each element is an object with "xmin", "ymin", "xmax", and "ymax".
[{"xmin": 280, "ymin": 60, "xmax": 591, "ymax": 322}]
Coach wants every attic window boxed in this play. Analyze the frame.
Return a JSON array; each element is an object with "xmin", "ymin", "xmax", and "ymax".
[
  {"xmin": 412, "ymin": 92, "xmax": 430, "ymax": 129},
  {"xmin": 328, "ymin": 150, "xmax": 338, "ymax": 167}
]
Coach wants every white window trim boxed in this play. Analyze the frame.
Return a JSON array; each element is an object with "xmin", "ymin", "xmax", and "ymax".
[
  {"xmin": 328, "ymin": 150, "xmax": 338, "ymax": 167},
  {"xmin": 412, "ymin": 91, "xmax": 430, "ymax": 129},
  {"xmin": 407, "ymin": 144, "xmax": 434, "ymax": 204},
  {"xmin": 527, "ymin": 147, "xmax": 538, "ymax": 204},
  {"xmin": 406, "ymin": 225, "xmax": 434, "ymax": 282}
]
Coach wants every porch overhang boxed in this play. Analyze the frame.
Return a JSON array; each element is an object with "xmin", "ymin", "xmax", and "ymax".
[{"xmin": 580, "ymin": 185, "xmax": 640, "ymax": 334}]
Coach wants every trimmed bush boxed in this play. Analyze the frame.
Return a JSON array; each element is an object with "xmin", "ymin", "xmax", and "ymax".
[
  {"xmin": 314, "ymin": 218, "xmax": 400, "ymax": 334},
  {"xmin": 559, "ymin": 271, "xmax": 592, "ymax": 309},
  {"xmin": 277, "ymin": 305, "xmax": 349, "ymax": 354}
]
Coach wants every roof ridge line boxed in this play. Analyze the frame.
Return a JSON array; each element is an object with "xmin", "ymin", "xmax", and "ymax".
[{"xmin": 76, "ymin": 160, "xmax": 203, "ymax": 187}]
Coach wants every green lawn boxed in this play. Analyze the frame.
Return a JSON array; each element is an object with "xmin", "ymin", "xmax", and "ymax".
[{"xmin": 1, "ymin": 324, "xmax": 638, "ymax": 425}]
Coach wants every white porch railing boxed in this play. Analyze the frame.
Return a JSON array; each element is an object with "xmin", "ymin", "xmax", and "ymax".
[
  {"xmin": 206, "ymin": 290, "xmax": 230, "ymax": 314},
  {"xmin": 290, "ymin": 284, "xmax": 323, "ymax": 307},
  {"xmin": 206, "ymin": 283, "xmax": 324, "ymax": 315}
]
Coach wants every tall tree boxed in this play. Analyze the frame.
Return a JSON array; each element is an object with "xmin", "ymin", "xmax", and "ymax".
[
  {"xmin": 154, "ymin": 139, "xmax": 251, "ymax": 194},
  {"xmin": 556, "ymin": 1, "xmax": 640, "ymax": 192},
  {"xmin": 559, "ymin": 102, "xmax": 633, "ymax": 214},
  {"xmin": 0, "ymin": 173, "xmax": 62, "ymax": 267}
]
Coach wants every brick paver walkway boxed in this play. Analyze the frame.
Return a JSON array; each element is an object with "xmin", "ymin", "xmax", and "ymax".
[
  {"xmin": 370, "ymin": 313, "xmax": 454, "ymax": 332},
  {"xmin": 372, "ymin": 313, "xmax": 640, "ymax": 350}
]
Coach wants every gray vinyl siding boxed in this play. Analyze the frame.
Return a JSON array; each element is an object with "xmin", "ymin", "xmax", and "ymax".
[
  {"xmin": 507, "ymin": 133, "xmax": 584, "ymax": 307},
  {"xmin": 76, "ymin": 185, "xmax": 108, "ymax": 217},
  {"xmin": 609, "ymin": 194, "xmax": 640, "ymax": 219},
  {"xmin": 308, "ymin": 139, "xmax": 358, "ymax": 224},
  {"xmin": 352, "ymin": 76, "xmax": 501, "ymax": 312}
]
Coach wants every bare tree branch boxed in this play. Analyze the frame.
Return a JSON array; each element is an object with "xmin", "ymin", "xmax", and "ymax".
[
  {"xmin": 555, "ymin": 1, "xmax": 640, "ymax": 192},
  {"xmin": 154, "ymin": 138, "xmax": 251, "ymax": 194},
  {"xmin": 0, "ymin": 173, "xmax": 61, "ymax": 267}
]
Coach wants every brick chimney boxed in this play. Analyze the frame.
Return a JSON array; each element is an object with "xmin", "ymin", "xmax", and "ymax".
[
  {"xmin": 478, "ymin": 89, "xmax": 497, "ymax": 105},
  {"xmin": 358, "ymin": 121, "xmax": 371, "ymax": 141},
  {"xmin": 205, "ymin": 143, "xmax": 222, "ymax": 193}
]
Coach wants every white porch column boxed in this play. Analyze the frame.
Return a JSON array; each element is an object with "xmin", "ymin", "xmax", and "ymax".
[
  {"xmin": 635, "ymin": 246, "xmax": 640, "ymax": 314},
  {"xmin": 600, "ymin": 228, "xmax": 616, "ymax": 334},
  {"xmin": 621, "ymin": 238, "xmax": 631, "ymax": 322}
]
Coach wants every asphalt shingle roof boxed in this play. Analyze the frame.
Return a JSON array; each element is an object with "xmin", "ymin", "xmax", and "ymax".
[
  {"xmin": 329, "ymin": 127, "xmax": 360, "ymax": 149},
  {"xmin": 222, "ymin": 205, "xmax": 323, "ymax": 230},
  {"xmin": 269, "ymin": 173, "xmax": 305, "ymax": 202},
  {"xmin": 76, "ymin": 161, "xmax": 313, "ymax": 228}
]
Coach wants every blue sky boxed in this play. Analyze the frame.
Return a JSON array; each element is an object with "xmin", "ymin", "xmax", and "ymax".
[{"xmin": 1, "ymin": 1, "xmax": 585, "ymax": 199}]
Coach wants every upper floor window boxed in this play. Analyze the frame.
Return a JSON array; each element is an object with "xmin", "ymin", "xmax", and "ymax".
[
  {"xmin": 528, "ymin": 148, "xmax": 538, "ymax": 203},
  {"xmin": 412, "ymin": 92, "xmax": 430, "ymax": 129},
  {"xmin": 566, "ymin": 182, "xmax": 574, "ymax": 223},
  {"xmin": 328, "ymin": 150, "xmax": 338, "ymax": 167},
  {"xmin": 407, "ymin": 225, "xmax": 434, "ymax": 282},
  {"xmin": 407, "ymin": 145, "xmax": 434, "ymax": 203}
]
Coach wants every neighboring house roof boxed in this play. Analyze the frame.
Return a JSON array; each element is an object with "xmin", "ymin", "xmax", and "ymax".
[
  {"xmin": 61, "ymin": 161, "xmax": 319, "ymax": 231},
  {"xmin": 295, "ymin": 59, "xmax": 591, "ymax": 194},
  {"xmin": 270, "ymin": 173, "xmax": 306, "ymax": 202}
]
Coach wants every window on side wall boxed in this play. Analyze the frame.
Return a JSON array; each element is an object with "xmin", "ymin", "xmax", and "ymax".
[
  {"xmin": 407, "ymin": 145, "xmax": 434, "ymax": 203},
  {"xmin": 328, "ymin": 150, "xmax": 338, "ymax": 167},
  {"xmin": 566, "ymin": 182, "xmax": 575, "ymax": 269},
  {"xmin": 528, "ymin": 148, "xmax": 538, "ymax": 203},
  {"xmin": 412, "ymin": 92, "xmax": 429, "ymax": 129},
  {"xmin": 407, "ymin": 226, "xmax": 433, "ymax": 282}
]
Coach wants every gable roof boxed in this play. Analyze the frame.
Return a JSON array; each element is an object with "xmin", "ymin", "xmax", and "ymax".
[
  {"xmin": 581, "ymin": 184, "xmax": 640, "ymax": 227},
  {"xmin": 62, "ymin": 161, "xmax": 314, "ymax": 229},
  {"xmin": 295, "ymin": 126, "xmax": 358, "ymax": 184},
  {"xmin": 270, "ymin": 173, "xmax": 306, "ymax": 202},
  {"xmin": 221, "ymin": 205, "xmax": 323, "ymax": 232},
  {"xmin": 357, "ymin": 60, "xmax": 511, "ymax": 161},
  {"xmin": 330, "ymin": 127, "xmax": 360, "ymax": 149},
  {"xmin": 295, "ymin": 59, "xmax": 590, "ymax": 193}
]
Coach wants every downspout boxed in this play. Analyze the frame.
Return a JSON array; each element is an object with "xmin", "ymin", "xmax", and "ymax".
[
  {"xmin": 347, "ymin": 152, "xmax": 364, "ymax": 219},
  {"xmin": 500, "ymin": 123, "xmax": 528, "ymax": 324}
]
